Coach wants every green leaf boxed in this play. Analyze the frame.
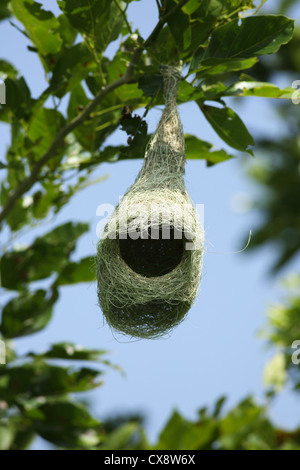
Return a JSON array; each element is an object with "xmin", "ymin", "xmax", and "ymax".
[
  {"xmin": 10, "ymin": 419, "xmax": 35, "ymax": 450},
  {"xmin": 180, "ymin": 1, "xmax": 258, "ymax": 59},
  {"xmin": 0, "ymin": 422, "xmax": 16, "ymax": 450},
  {"xmin": 199, "ymin": 103, "xmax": 254, "ymax": 154},
  {"xmin": 93, "ymin": 1, "xmax": 123, "ymax": 55},
  {"xmin": 263, "ymin": 353, "xmax": 287, "ymax": 392},
  {"xmin": 59, "ymin": 151, "xmax": 98, "ymax": 170},
  {"xmin": 11, "ymin": 0, "xmax": 63, "ymax": 61},
  {"xmin": 2, "ymin": 178, "xmax": 82, "ymax": 231},
  {"xmin": 185, "ymin": 134, "xmax": 234, "ymax": 165},
  {"xmin": 219, "ymin": 398, "xmax": 272, "ymax": 450},
  {"xmin": 183, "ymin": 0, "xmax": 246, "ymax": 17},
  {"xmin": 0, "ymin": 0, "xmax": 11, "ymax": 21},
  {"xmin": 190, "ymin": 56, "xmax": 258, "ymax": 76},
  {"xmin": 57, "ymin": 0, "xmax": 123, "ymax": 55},
  {"xmin": 187, "ymin": 1, "xmax": 257, "ymax": 20},
  {"xmin": 224, "ymin": 81, "xmax": 295, "ymax": 99},
  {"xmin": 68, "ymin": 84, "xmax": 121, "ymax": 152},
  {"xmin": 104, "ymin": 51, "xmax": 144, "ymax": 103},
  {"xmin": 199, "ymin": 81, "xmax": 228, "ymax": 101},
  {"xmin": 0, "ymin": 288, "xmax": 57, "ymax": 338},
  {"xmin": 138, "ymin": 74, "xmax": 163, "ymax": 98},
  {"xmin": 261, "ymin": 275, "xmax": 300, "ymax": 347},
  {"xmin": 0, "ymin": 60, "xmax": 18, "ymax": 80},
  {"xmin": 177, "ymin": 79, "xmax": 197, "ymax": 100},
  {"xmin": 80, "ymin": 147, "xmax": 121, "ymax": 167},
  {"xmin": 50, "ymin": 43, "xmax": 97, "ymax": 98},
  {"xmin": 156, "ymin": 410, "xmax": 217, "ymax": 450},
  {"xmin": 197, "ymin": 15, "xmax": 294, "ymax": 62},
  {"xmin": 28, "ymin": 397, "xmax": 101, "ymax": 448},
  {"xmin": 181, "ymin": 0, "xmax": 223, "ymax": 55},
  {"xmin": 0, "ymin": 222, "xmax": 89, "ymax": 288},
  {"xmin": 213, "ymin": 396, "xmax": 226, "ymax": 418},
  {"xmin": 56, "ymin": 256, "xmax": 96, "ymax": 286},
  {"xmin": 57, "ymin": 0, "xmax": 102, "ymax": 32},
  {"xmin": 31, "ymin": 185, "xmax": 63, "ymax": 220},
  {"xmin": 165, "ymin": 0, "xmax": 191, "ymax": 52},
  {"xmin": 0, "ymin": 107, "xmax": 10, "ymax": 124},
  {"xmin": 27, "ymin": 342, "xmax": 123, "ymax": 373},
  {"xmin": 67, "ymin": 84, "xmax": 93, "ymax": 150},
  {"xmin": 182, "ymin": 0, "xmax": 212, "ymax": 15},
  {"xmin": 57, "ymin": 0, "xmax": 109, "ymax": 35},
  {"xmin": 27, "ymin": 342, "xmax": 107, "ymax": 362},
  {"xmin": 148, "ymin": 25, "xmax": 179, "ymax": 65},
  {"xmin": 57, "ymin": 13, "xmax": 77, "ymax": 47},
  {"xmin": 101, "ymin": 423, "xmax": 142, "ymax": 450},
  {"xmin": 0, "ymin": 418, "xmax": 34, "ymax": 450},
  {"xmin": 120, "ymin": 115, "xmax": 144, "ymax": 136},
  {"xmin": 0, "ymin": 362, "xmax": 102, "ymax": 400},
  {"xmin": 120, "ymin": 116, "xmax": 149, "ymax": 159},
  {"xmin": 0, "ymin": 192, "xmax": 30, "ymax": 232}
]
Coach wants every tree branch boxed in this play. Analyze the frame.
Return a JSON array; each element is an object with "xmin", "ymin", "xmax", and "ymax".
[
  {"xmin": 0, "ymin": 74, "xmax": 133, "ymax": 224},
  {"xmin": 0, "ymin": 0, "xmax": 189, "ymax": 225}
]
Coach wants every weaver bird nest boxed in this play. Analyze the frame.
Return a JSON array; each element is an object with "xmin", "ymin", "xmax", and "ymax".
[{"xmin": 97, "ymin": 65, "xmax": 204, "ymax": 339}]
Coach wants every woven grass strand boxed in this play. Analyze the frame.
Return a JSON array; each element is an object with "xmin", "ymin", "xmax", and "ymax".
[{"xmin": 97, "ymin": 65, "xmax": 204, "ymax": 339}]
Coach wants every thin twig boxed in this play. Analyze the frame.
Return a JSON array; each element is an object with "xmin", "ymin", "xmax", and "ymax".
[{"xmin": 113, "ymin": 0, "xmax": 133, "ymax": 34}]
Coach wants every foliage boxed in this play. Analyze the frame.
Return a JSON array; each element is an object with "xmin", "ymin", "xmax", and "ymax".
[
  {"xmin": 240, "ymin": 22, "xmax": 300, "ymax": 271},
  {"xmin": 0, "ymin": 0, "xmax": 298, "ymax": 450},
  {"xmin": 261, "ymin": 275, "xmax": 300, "ymax": 393}
]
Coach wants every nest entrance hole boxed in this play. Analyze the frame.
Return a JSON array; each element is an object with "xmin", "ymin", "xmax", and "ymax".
[{"xmin": 119, "ymin": 225, "xmax": 185, "ymax": 277}]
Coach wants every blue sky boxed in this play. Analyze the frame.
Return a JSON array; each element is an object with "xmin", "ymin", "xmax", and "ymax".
[{"xmin": 0, "ymin": 0, "xmax": 300, "ymax": 449}]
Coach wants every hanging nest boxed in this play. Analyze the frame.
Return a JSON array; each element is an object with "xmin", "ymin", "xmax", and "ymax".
[{"xmin": 97, "ymin": 65, "xmax": 204, "ymax": 339}]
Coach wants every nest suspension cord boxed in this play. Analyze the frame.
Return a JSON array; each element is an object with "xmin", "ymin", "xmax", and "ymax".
[{"xmin": 96, "ymin": 65, "xmax": 204, "ymax": 339}]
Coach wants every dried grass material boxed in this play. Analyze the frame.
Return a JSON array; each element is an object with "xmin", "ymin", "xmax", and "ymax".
[{"xmin": 97, "ymin": 65, "xmax": 204, "ymax": 339}]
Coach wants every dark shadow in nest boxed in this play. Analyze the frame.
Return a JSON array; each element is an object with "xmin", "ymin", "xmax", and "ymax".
[{"xmin": 119, "ymin": 225, "xmax": 185, "ymax": 277}]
